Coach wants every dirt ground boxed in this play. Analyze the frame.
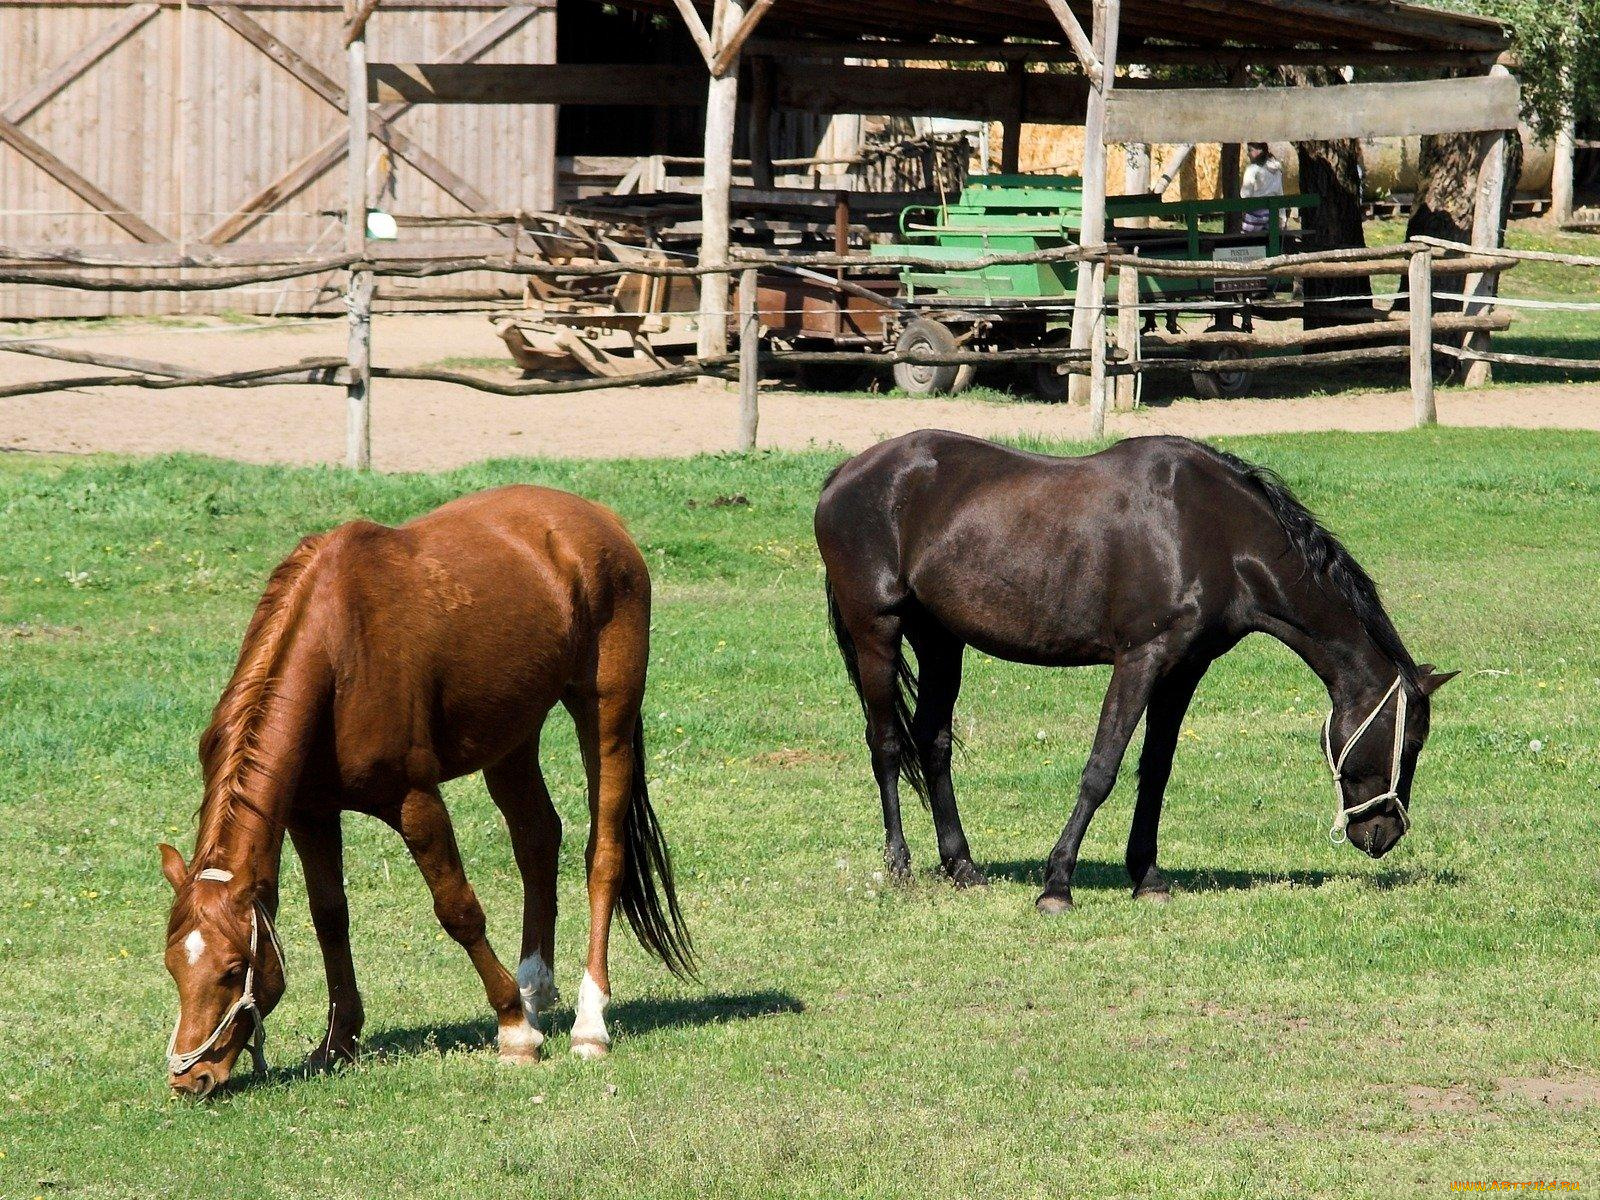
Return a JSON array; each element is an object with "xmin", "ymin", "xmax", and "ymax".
[{"xmin": 3, "ymin": 312, "xmax": 1597, "ymax": 470}]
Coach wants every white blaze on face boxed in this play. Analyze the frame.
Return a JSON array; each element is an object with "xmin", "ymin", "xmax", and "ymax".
[
  {"xmin": 570, "ymin": 969, "xmax": 610, "ymax": 1057},
  {"xmin": 183, "ymin": 929, "xmax": 207, "ymax": 966}
]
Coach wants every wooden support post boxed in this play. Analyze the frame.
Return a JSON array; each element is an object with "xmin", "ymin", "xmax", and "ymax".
[
  {"xmin": 1001, "ymin": 60, "xmax": 1025, "ymax": 174},
  {"xmin": 1069, "ymin": 0, "xmax": 1120, "ymax": 406},
  {"xmin": 1115, "ymin": 259, "xmax": 1138, "ymax": 411},
  {"xmin": 345, "ymin": 19, "xmax": 372, "ymax": 471},
  {"xmin": 1088, "ymin": 257, "xmax": 1109, "ymax": 436},
  {"xmin": 1409, "ymin": 249, "xmax": 1435, "ymax": 426},
  {"xmin": 1464, "ymin": 93, "xmax": 1509, "ymax": 389},
  {"xmin": 749, "ymin": 56, "xmax": 774, "ymax": 190},
  {"xmin": 697, "ymin": 0, "xmax": 743, "ymax": 361},
  {"xmin": 1553, "ymin": 112, "xmax": 1576, "ymax": 225},
  {"xmin": 738, "ymin": 267, "xmax": 760, "ymax": 451}
]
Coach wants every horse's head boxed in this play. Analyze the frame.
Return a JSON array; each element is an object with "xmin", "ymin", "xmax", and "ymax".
[
  {"xmin": 159, "ymin": 844, "xmax": 285, "ymax": 1098},
  {"xmin": 1325, "ymin": 666, "xmax": 1458, "ymax": 857}
]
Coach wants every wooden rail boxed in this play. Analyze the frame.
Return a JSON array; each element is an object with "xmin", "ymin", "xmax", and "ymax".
[{"xmin": 7, "ymin": 236, "xmax": 1594, "ymax": 465}]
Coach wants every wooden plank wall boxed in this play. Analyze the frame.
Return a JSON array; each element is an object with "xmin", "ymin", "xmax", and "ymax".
[{"xmin": 0, "ymin": 0, "xmax": 556, "ymax": 317}]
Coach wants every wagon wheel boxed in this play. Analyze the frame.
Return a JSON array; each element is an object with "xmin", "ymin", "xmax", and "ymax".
[
  {"xmin": 1191, "ymin": 346, "xmax": 1252, "ymax": 399},
  {"xmin": 893, "ymin": 318, "xmax": 974, "ymax": 397},
  {"xmin": 1028, "ymin": 330, "xmax": 1073, "ymax": 403}
]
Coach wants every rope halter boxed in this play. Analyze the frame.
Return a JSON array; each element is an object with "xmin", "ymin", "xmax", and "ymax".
[
  {"xmin": 1322, "ymin": 676, "xmax": 1411, "ymax": 846},
  {"xmin": 166, "ymin": 867, "xmax": 286, "ymax": 1078}
]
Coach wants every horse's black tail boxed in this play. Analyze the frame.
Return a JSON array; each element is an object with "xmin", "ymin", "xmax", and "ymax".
[
  {"xmin": 824, "ymin": 574, "xmax": 927, "ymax": 800},
  {"xmin": 619, "ymin": 714, "xmax": 697, "ymax": 979}
]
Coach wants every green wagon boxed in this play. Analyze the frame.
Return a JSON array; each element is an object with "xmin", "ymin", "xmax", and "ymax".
[{"xmin": 871, "ymin": 174, "xmax": 1318, "ymax": 400}]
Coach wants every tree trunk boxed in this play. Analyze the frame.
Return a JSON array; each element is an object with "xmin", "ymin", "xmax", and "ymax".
[
  {"xmin": 1406, "ymin": 129, "xmax": 1524, "ymax": 310},
  {"xmin": 1277, "ymin": 69, "xmax": 1369, "ymax": 327}
]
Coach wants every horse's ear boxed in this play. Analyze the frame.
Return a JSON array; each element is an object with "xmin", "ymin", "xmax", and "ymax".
[
  {"xmin": 159, "ymin": 843, "xmax": 187, "ymax": 891},
  {"xmin": 1419, "ymin": 668, "xmax": 1460, "ymax": 696}
]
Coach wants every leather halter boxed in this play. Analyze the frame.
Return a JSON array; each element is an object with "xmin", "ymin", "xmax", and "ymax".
[
  {"xmin": 1322, "ymin": 676, "xmax": 1411, "ymax": 846},
  {"xmin": 166, "ymin": 867, "xmax": 286, "ymax": 1077}
]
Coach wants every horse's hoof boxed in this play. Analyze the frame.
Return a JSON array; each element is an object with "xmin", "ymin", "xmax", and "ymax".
[
  {"xmin": 885, "ymin": 850, "xmax": 912, "ymax": 882},
  {"xmin": 303, "ymin": 1042, "xmax": 358, "ymax": 1073},
  {"xmin": 498, "ymin": 1046, "xmax": 541, "ymax": 1065},
  {"xmin": 946, "ymin": 860, "xmax": 989, "ymax": 889},
  {"xmin": 1134, "ymin": 887, "xmax": 1173, "ymax": 904},
  {"xmin": 571, "ymin": 1037, "xmax": 610, "ymax": 1061},
  {"xmin": 1036, "ymin": 893, "xmax": 1075, "ymax": 915},
  {"xmin": 497, "ymin": 1021, "xmax": 544, "ymax": 1063}
]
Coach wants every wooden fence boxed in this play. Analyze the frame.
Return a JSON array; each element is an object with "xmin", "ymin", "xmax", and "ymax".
[{"xmin": 10, "ymin": 230, "xmax": 1597, "ymax": 467}]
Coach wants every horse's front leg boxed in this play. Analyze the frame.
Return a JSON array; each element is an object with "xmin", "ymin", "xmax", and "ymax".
[
  {"xmin": 1126, "ymin": 662, "xmax": 1208, "ymax": 901},
  {"xmin": 1038, "ymin": 648, "xmax": 1167, "ymax": 913},
  {"xmin": 288, "ymin": 813, "xmax": 364, "ymax": 1069},
  {"xmin": 387, "ymin": 786, "xmax": 538, "ymax": 1062}
]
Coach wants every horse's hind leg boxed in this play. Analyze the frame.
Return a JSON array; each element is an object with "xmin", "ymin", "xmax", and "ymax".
[
  {"xmin": 907, "ymin": 623, "xmax": 984, "ymax": 887},
  {"xmin": 483, "ymin": 734, "xmax": 562, "ymax": 1030},
  {"xmin": 840, "ymin": 608, "xmax": 914, "ymax": 879},
  {"xmin": 564, "ymin": 675, "xmax": 645, "ymax": 1059},
  {"xmin": 387, "ymin": 786, "xmax": 539, "ymax": 1061},
  {"xmin": 288, "ymin": 812, "xmax": 364, "ymax": 1069},
  {"xmin": 1126, "ymin": 662, "xmax": 1207, "ymax": 901}
]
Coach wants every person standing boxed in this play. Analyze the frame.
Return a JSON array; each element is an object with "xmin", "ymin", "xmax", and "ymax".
[{"xmin": 1240, "ymin": 142, "xmax": 1285, "ymax": 234}]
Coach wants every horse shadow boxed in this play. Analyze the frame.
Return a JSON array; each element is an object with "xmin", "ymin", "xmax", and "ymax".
[
  {"xmin": 361, "ymin": 988, "xmax": 804, "ymax": 1062},
  {"xmin": 977, "ymin": 857, "xmax": 1460, "ymax": 892}
]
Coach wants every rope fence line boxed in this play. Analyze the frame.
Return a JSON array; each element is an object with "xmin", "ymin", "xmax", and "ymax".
[{"xmin": 5, "ymin": 234, "xmax": 1597, "ymax": 461}]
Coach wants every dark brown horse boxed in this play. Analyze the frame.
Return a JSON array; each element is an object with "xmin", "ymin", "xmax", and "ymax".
[
  {"xmin": 816, "ymin": 431, "xmax": 1456, "ymax": 911},
  {"xmin": 160, "ymin": 485, "xmax": 692, "ymax": 1097}
]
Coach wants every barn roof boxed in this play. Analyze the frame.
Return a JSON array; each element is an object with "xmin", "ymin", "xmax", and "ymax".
[{"xmin": 627, "ymin": 0, "xmax": 1511, "ymax": 54}]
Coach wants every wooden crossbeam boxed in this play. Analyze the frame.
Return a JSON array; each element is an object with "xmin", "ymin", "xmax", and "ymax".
[
  {"xmin": 0, "ymin": 117, "xmax": 168, "ymax": 242},
  {"xmin": 669, "ymin": 0, "xmax": 718, "ymax": 70},
  {"xmin": 1040, "ymin": 0, "xmax": 1102, "ymax": 84},
  {"xmin": 201, "ymin": 4, "xmax": 531, "ymax": 243},
  {"xmin": 2, "ymin": 3, "xmax": 159, "ymax": 125},
  {"xmin": 0, "ymin": 2, "xmax": 167, "ymax": 243},
  {"xmin": 1103, "ymin": 74, "xmax": 1521, "ymax": 145},
  {"xmin": 710, "ymin": 0, "xmax": 775, "ymax": 77}
]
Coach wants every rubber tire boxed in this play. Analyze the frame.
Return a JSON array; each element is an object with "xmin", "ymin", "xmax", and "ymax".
[
  {"xmin": 894, "ymin": 318, "xmax": 973, "ymax": 397},
  {"xmin": 1028, "ymin": 331, "xmax": 1074, "ymax": 403},
  {"xmin": 1191, "ymin": 346, "xmax": 1252, "ymax": 399}
]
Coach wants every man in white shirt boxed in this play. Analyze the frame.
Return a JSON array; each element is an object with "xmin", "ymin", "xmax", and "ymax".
[{"xmin": 1240, "ymin": 142, "xmax": 1284, "ymax": 234}]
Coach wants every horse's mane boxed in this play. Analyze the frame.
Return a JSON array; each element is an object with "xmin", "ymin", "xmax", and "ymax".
[
  {"xmin": 194, "ymin": 534, "xmax": 327, "ymax": 855},
  {"xmin": 1202, "ymin": 444, "xmax": 1420, "ymax": 690}
]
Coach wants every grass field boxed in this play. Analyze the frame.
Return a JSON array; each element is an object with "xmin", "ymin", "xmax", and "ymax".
[{"xmin": 2, "ymin": 430, "xmax": 1598, "ymax": 1198}]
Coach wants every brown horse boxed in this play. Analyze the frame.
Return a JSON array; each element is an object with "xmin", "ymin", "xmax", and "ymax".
[{"xmin": 160, "ymin": 485, "xmax": 692, "ymax": 1097}]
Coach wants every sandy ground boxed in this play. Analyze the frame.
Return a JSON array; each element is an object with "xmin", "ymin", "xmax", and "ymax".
[{"xmin": 3, "ymin": 312, "xmax": 1597, "ymax": 470}]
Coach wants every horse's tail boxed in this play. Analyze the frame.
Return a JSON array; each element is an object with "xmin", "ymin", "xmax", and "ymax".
[
  {"xmin": 825, "ymin": 574, "xmax": 927, "ymax": 800},
  {"xmin": 618, "ymin": 712, "xmax": 697, "ymax": 980}
]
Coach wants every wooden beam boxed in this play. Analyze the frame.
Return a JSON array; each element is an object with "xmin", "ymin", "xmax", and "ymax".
[
  {"xmin": 698, "ymin": 0, "xmax": 742, "ymax": 360},
  {"xmin": 711, "ymin": 0, "xmax": 774, "ymax": 77},
  {"xmin": 1, "ymin": 2, "xmax": 159, "ymax": 125},
  {"xmin": 372, "ymin": 60, "xmax": 1095, "ymax": 122},
  {"xmin": 1040, "ymin": 0, "xmax": 1102, "ymax": 86},
  {"xmin": 1070, "ymin": 0, "xmax": 1118, "ymax": 407},
  {"xmin": 669, "ymin": 0, "xmax": 718, "ymax": 70},
  {"xmin": 1552, "ymin": 107, "xmax": 1576, "ymax": 225},
  {"xmin": 1464, "ymin": 112, "xmax": 1509, "ymax": 388},
  {"xmin": 1103, "ymin": 74, "xmax": 1521, "ymax": 145},
  {"xmin": 203, "ymin": 3, "xmax": 530, "ymax": 241},
  {"xmin": 0, "ymin": 116, "xmax": 168, "ymax": 243},
  {"xmin": 370, "ymin": 62, "xmax": 704, "ymax": 104},
  {"xmin": 1409, "ymin": 249, "xmax": 1435, "ymax": 425},
  {"xmin": 1125, "ymin": 44, "xmax": 1499, "ymax": 70}
]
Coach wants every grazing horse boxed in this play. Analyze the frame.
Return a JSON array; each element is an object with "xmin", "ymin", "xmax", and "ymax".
[
  {"xmin": 815, "ymin": 431, "xmax": 1456, "ymax": 911},
  {"xmin": 160, "ymin": 485, "xmax": 693, "ymax": 1097}
]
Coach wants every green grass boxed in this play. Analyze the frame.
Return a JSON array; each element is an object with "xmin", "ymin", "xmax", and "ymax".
[{"xmin": 2, "ymin": 431, "xmax": 1599, "ymax": 1198}]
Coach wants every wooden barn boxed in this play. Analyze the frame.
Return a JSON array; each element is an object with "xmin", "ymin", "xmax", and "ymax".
[{"xmin": 0, "ymin": 0, "xmax": 863, "ymax": 316}]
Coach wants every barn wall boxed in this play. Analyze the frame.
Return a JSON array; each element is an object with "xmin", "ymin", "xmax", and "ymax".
[{"xmin": 0, "ymin": 0, "xmax": 557, "ymax": 317}]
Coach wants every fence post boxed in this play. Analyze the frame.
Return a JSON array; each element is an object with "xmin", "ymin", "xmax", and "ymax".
[
  {"xmin": 344, "ymin": 14, "xmax": 372, "ymax": 471},
  {"xmin": 738, "ymin": 267, "xmax": 759, "ymax": 452},
  {"xmin": 1088, "ymin": 255, "xmax": 1109, "ymax": 437},
  {"xmin": 1114, "ymin": 259, "xmax": 1138, "ymax": 411},
  {"xmin": 1408, "ymin": 248, "xmax": 1435, "ymax": 427}
]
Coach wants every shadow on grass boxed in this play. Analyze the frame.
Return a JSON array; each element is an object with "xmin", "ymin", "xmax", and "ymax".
[
  {"xmin": 363, "ymin": 988, "xmax": 805, "ymax": 1062},
  {"xmin": 977, "ymin": 857, "xmax": 1460, "ymax": 892}
]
